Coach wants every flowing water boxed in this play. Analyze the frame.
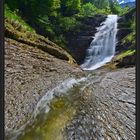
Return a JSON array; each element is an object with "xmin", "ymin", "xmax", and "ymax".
[
  {"xmin": 6, "ymin": 69, "xmax": 108, "ymax": 140},
  {"xmin": 6, "ymin": 77, "xmax": 89, "ymax": 140},
  {"xmin": 81, "ymin": 15, "xmax": 118, "ymax": 70},
  {"xmin": 6, "ymin": 15, "xmax": 119, "ymax": 140}
]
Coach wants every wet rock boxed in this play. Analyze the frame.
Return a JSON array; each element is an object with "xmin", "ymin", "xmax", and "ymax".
[
  {"xmin": 5, "ymin": 38, "xmax": 85, "ymax": 135},
  {"xmin": 65, "ymin": 67, "xmax": 135, "ymax": 140}
]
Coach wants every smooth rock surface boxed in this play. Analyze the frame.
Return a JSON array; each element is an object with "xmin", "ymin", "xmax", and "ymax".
[
  {"xmin": 65, "ymin": 67, "xmax": 135, "ymax": 140},
  {"xmin": 5, "ymin": 38, "xmax": 85, "ymax": 134}
]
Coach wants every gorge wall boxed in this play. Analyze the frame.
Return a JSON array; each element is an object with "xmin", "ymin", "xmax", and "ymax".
[{"xmin": 66, "ymin": 15, "xmax": 107, "ymax": 64}]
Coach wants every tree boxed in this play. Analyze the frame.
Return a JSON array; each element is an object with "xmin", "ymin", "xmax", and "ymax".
[
  {"xmin": 60, "ymin": 0, "xmax": 81, "ymax": 16},
  {"xmin": 80, "ymin": 3, "xmax": 97, "ymax": 16},
  {"xmin": 82, "ymin": 0, "xmax": 109, "ymax": 9},
  {"xmin": 108, "ymin": 0, "xmax": 122, "ymax": 14},
  {"xmin": 48, "ymin": 0, "xmax": 61, "ymax": 17}
]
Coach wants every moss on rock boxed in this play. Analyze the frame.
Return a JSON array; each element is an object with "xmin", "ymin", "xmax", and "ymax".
[{"xmin": 5, "ymin": 17, "xmax": 76, "ymax": 64}]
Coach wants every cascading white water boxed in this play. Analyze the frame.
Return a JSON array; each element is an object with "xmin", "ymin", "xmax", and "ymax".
[{"xmin": 81, "ymin": 15, "xmax": 118, "ymax": 70}]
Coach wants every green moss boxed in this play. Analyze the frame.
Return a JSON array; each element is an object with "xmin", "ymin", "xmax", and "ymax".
[
  {"xmin": 17, "ymin": 85, "xmax": 83, "ymax": 140},
  {"xmin": 122, "ymin": 31, "xmax": 135, "ymax": 43},
  {"xmin": 19, "ymin": 98, "xmax": 76, "ymax": 140},
  {"xmin": 116, "ymin": 50, "xmax": 135, "ymax": 60},
  {"xmin": 5, "ymin": 5, "xmax": 35, "ymax": 33}
]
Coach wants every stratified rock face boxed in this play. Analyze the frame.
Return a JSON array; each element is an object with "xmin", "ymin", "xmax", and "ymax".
[
  {"xmin": 66, "ymin": 15, "xmax": 107, "ymax": 64},
  {"xmin": 116, "ymin": 8, "xmax": 135, "ymax": 53},
  {"xmin": 66, "ymin": 67, "xmax": 135, "ymax": 140}
]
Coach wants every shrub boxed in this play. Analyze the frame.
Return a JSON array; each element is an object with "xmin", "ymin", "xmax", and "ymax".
[
  {"xmin": 5, "ymin": 4, "xmax": 35, "ymax": 33},
  {"xmin": 79, "ymin": 3, "xmax": 97, "ymax": 17},
  {"xmin": 59, "ymin": 17, "xmax": 79, "ymax": 32}
]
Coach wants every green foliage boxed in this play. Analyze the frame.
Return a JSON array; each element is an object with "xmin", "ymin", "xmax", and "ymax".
[
  {"xmin": 53, "ymin": 34, "xmax": 67, "ymax": 48},
  {"xmin": 5, "ymin": 0, "xmax": 19, "ymax": 10},
  {"xmin": 79, "ymin": 3, "xmax": 97, "ymax": 16},
  {"xmin": 61, "ymin": 0, "xmax": 81, "ymax": 16},
  {"xmin": 5, "ymin": 4, "xmax": 35, "ymax": 32},
  {"xmin": 47, "ymin": 0, "xmax": 61, "ymax": 17},
  {"xmin": 108, "ymin": 0, "xmax": 130, "ymax": 15},
  {"xmin": 6, "ymin": 0, "xmax": 61, "ymax": 17},
  {"xmin": 82, "ymin": 0, "xmax": 110, "ymax": 9},
  {"xmin": 116, "ymin": 50, "xmax": 135, "ymax": 60},
  {"xmin": 123, "ymin": 33, "xmax": 134, "ymax": 43},
  {"xmin": 5, "ymin": 0, "xmax": 133, "ymax": 48},
  {"xmin": 120, "ymin": 6, "xmax": 130, "ymax": 15},
  {"xmin": 35, "ymin": 15, "xmax": 79, "ymax": 47},
  {"xmin": 77, "ymin": 2, "xmax": 112, "ymax": 17},
  {"xmin": 121, "ymin": 14, "xmax": 135, "ymax": 51},
  {"xmin": 59, "ymin": 17, "xmax": 79, "ymax": 32},
  {"xmin": 131, "ymin": 17, "xmax": 135, "ymax": 31},
  {"xmin": 123, "ymin": 17, "xmax": 135, "ymax": 46},
  {"xmin": 36, "ymin": 15, "xmax": 55, "ymax": 37}
]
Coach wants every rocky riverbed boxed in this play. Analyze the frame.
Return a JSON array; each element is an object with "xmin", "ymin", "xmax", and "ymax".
[
  {"xmin": 65, "ymin": 67, "xmax": 135, "ymax": 140},
  {"xmin": 5, "ymin": 38, "xmax": 85, "ymax": 135},
  {"xmin": 5, "ymin": 39, "xmax": 135, "ymax": 140}
]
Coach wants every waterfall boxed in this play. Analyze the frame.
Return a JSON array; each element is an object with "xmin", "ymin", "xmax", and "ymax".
[{"xmin": 81, "ymin": 15, "xmax": 118, "ymax": 70}]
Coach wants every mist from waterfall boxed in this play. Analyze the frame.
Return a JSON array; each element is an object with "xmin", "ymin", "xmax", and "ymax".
[{"xmin": 81, "ymin": 15, "xmax": 118, "ymax": 70}]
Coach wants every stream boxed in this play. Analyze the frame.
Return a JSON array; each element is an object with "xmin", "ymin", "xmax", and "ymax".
[
  {"xmin": 6, "ymin": 67, "xmax": 135, "ymax": 140},
  {"xmin": 6, "ymin": 68, "xmax": 111, "ymax": 140}
]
